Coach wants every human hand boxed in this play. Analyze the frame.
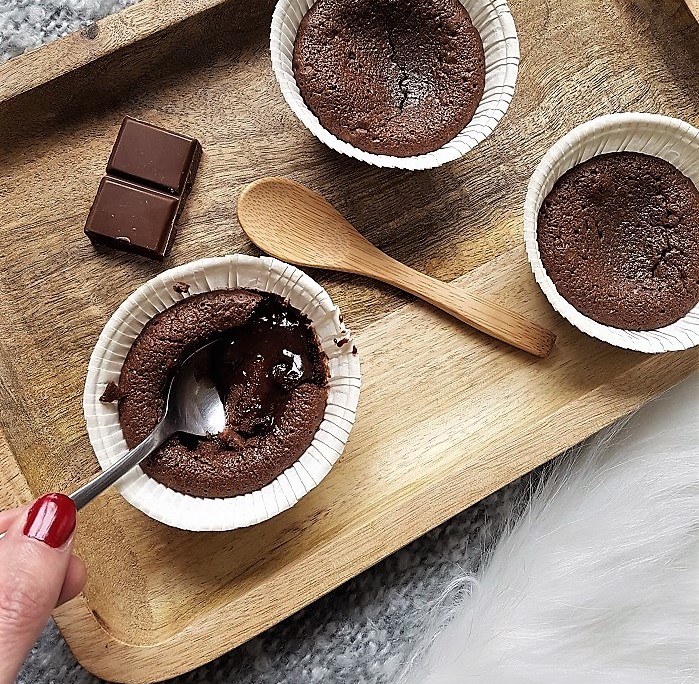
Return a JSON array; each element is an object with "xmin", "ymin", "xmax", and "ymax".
[{"xmin": 0, "ymin": 494, "xmax": 86, "ymax": 684}]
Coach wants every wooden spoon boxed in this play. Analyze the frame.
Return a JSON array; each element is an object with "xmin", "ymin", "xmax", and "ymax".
[{"xmin": 237, "ymin": 177, "xmax": 556, "ymax": 358}]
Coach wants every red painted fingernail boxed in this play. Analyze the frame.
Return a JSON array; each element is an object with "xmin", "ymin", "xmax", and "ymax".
[{"xmin": 23, "ymin": 494, "xmax": 76, "ymax": 548}]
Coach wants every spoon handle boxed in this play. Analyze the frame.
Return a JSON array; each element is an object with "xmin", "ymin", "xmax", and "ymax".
[
  {"xmin": 0, "ymin": 421, "xmax": 172, "ymax": 540},
  {"xmin": 69, "ymin": 419, "xmax": 173, "ymax": 511},
  {"xmin": 364, "ymin": 254, "xmax": 556, "ymax": 358}
]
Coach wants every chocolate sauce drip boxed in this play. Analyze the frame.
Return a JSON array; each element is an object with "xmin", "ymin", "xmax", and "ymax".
[{"xmin": 207, "ymin": 298, "xmax": 320, "ymax": 441}]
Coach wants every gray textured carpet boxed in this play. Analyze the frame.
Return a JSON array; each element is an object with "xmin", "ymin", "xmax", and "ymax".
[{"xmin": 4, "ymin": 3, "xmax": 531, "ymax": 682}]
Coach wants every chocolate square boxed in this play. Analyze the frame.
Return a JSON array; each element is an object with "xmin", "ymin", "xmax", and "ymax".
[
  {"xmin": 107, "ymin": 117, "xmax": 202, "ymax": 196},
  {"xmin": 84, "ymin": 177, "xmax": 180, "ymax": 259}
]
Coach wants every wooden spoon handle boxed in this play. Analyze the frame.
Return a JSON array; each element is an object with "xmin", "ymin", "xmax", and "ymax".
[{"xmin": 362, "ymin": 253, "xmax": 556, "ymax": 358}]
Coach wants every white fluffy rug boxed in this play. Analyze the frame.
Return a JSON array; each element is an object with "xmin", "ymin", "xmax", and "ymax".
[{"xmin": 403, "ymin": 375, "xmax": 698, "ymax": 684}]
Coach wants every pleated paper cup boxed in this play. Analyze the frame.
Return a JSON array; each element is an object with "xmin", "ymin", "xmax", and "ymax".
[
  {"xmin": 270, "ymin": 0, "xmax": 519, "ymax": 170},
  {"xmin": 83, "ymin": 255, "xmax": 361, "ymax": 531},
  {"xmin": 524, "ymin": 113, "xmax": 699, "ymax": 353}
]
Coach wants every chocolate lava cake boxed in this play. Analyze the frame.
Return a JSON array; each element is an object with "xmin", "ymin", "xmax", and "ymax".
[
  {"xmin": 292, "ymin": 0, "xmax": 486, "ymax": 156},
  {"xmin": 114, "ymin": 290, "xmax": 329, "ymax": 498},
  {"xmin": 537, "ymin": 152, "xmax": 699, "ymax": 330}
]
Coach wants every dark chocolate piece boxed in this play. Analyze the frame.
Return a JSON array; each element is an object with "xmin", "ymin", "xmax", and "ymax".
[
  {"xmin": 107, "ymin": 117, "xmax": 202, "ymax": 197},
  {"xmin": 537, "ymin": 152, "xmax": 699, "ymax": 330},
  {"xmin": 85, "ymin": 117, "xmax": 201, "ymax": 260},
  {"xmin": 84, "ymin": 177, "xmax": 179, "ymax": 260},
  {"xmin": 117, "ymin": 290, "xmax": 330, "ymax": 498},
  {"xmin": 292, "ymin": 0, "xmax": 485, "ymax": 156}
]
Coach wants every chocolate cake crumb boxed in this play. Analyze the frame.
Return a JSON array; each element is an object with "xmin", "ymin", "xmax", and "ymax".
[
  {"xmin": 173, "ymin": 281, "xmax": 190, "ymax": 294},
  {"xmin": 218, "ymin": 426, "xmax": 245, "ymax": 449},
  {"xmin": 99, "ymin": 381, "xmax": 122, "ymax": 403}
]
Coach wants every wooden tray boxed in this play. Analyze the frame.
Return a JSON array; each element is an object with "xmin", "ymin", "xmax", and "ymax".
[{"xmin": 0, "ymin": 0, "xmax": 697, "ymax": 681}]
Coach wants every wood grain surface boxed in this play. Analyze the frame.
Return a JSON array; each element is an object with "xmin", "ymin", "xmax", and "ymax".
[{"xmin": 0, "ymin": 0, "xmax": 697, "ymax": 681}]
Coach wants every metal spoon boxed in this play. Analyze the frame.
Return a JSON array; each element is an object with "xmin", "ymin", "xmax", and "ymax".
[
  {"xmin": 0, "ymin": 343, "xmax": 226, "ymax": 534},
  {"xmin": 70, "ymin": 342, "xmax": 226, "ymax": 510}
]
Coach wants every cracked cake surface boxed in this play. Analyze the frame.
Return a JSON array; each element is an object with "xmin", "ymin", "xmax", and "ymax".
[
  {"xmin": 537, "ymin": 152, "xmax": 699, "ymax": 330},
  {"xmin": 292, "ymin": 0, "xmax": 485, "ymax": 157},
  {"xmin": 116, "ymin": 289, "xmax": 330, "ymax": 498}
]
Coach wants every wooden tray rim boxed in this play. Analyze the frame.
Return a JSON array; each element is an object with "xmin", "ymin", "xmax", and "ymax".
[
  {"xmin": 0, "ymin": 0, "xmax": 229, "ymax": 105},
  {"xmin": 1, "ymin": 0, "xmax": 697, "ymax": 680}
]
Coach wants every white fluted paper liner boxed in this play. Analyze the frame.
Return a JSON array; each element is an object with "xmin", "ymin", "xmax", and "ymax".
[
  {"xmin": 524, "ymin": 113, "xmax": 699, "ymax": 353},
  {"xmin": 83, "ymin": 255, "xmax": 361, "ymax": 531},
  {"xmin": 270, "ymin": 0, "xmax": 519, "ymax": 170}
]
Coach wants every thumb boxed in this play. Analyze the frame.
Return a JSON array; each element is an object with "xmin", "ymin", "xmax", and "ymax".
[{"xmin": 0, "ymin": 494, "xmax": 76, "ymax": 684}]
